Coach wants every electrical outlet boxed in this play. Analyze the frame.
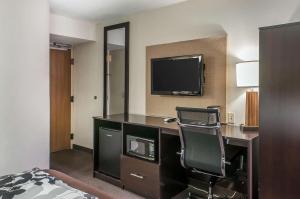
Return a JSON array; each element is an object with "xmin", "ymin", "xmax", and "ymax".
[{"xmin": 227, "ymin": 112, "xmax": 235, "ymax": 124}]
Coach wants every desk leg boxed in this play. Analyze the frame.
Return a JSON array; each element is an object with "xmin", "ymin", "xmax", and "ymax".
[{"xmin": 248, "ymin": 137, "xmax": 259, "ymax": 199}]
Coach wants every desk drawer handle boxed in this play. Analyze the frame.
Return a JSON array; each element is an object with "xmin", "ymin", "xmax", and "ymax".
[
  {"xmin": 130, "ymin": 173, "xmax": 144, "ymax": 179},
  {"xmin": 106, "ymin": 134, "xmax": 113, "ymax": 137}
]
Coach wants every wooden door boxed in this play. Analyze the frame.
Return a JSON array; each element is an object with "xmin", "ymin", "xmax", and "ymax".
[
  {"xmin": 50, "ymin": 49, "xmax": 71, "ymax": 152},
  {"xmin": 260, "ymin": 22, "xmax": 300, "ymax": 198}
]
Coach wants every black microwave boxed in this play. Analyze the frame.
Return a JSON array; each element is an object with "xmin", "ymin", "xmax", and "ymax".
[{"xmin": 126, "ymin": 135, "xmax": 155, "ymax": 161}]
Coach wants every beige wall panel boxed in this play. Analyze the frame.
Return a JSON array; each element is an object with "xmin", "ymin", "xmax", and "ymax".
[{"xmin": 146, "ymin": 37, "xmax": 227, "ymax": 122}]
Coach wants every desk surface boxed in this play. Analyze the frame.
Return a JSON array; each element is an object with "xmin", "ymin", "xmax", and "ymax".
[{"xmin": 94, "ymin": 114, "xmax": 259, "ymax": 142}]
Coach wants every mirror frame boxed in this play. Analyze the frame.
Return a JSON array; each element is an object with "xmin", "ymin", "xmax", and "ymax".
[{"xmin": 103, "ymin": 22, "xmax": 130, "ymax": 116}]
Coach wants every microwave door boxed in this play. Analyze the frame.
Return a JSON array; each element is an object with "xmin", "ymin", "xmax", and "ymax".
[
  {"xmin": 126, "ymin": 135, "xmax": 155, "ymax": 161},
  {"xmin": 130, "ymin": 139, "xmax": 146, "ymax": 155},
  {"xmin": 136, "ymin": 139, "xmax": 146, "ymax": 155}
]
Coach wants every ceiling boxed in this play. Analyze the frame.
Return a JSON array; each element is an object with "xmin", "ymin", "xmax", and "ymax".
[{"xmin": 49, "ymin": 0, "xmax": 187, "ymax": 21}]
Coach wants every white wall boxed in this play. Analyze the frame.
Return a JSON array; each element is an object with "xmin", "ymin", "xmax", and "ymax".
[
  {"xmin": 50, "ymin": 14, "xmax": 97, "ymax": 42},
  {"xmin": 107, "ymin": 28, "xmax": 125, "ymax": 46},
  {"xmin": 0, "ymin": 0, "xmax": 50, "ymax": 175},
  {"xmin": 73, "ymin": 0, "xmax": 300, "ymax": 148},
  {"xmin": 100, "ymin": 0, "xmax": 300, "ymax": 125},
  {"xmin": 72, "ymin": 31, "xmax": 102, "ymax": 148}
]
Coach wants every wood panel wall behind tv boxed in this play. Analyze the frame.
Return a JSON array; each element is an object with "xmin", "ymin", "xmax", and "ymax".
[{"xmin": 146, "ymin": 37, "xmax": 227, "ymax": 122}]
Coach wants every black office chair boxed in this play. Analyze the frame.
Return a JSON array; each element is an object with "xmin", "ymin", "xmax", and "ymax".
[{"xmin": 176, "ymin": 107, "xmax": 228, "ymax": 199}]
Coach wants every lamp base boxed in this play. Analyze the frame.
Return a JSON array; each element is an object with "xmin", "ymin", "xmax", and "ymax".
[
  {"xmin": 245, "ymin": 91, "xmax": 259, "ymax": 127},
  {"xmin": 240, "ymin": 124, "xmax": 259, "ymax": 132}
]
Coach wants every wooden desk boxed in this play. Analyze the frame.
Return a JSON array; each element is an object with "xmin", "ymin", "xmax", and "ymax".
[
  {"xmin": 93, "ymin": 114, "xmax": 259, "ymax": 199},
  {"xmin": 95, "ymin": 114, "xmax": 258, "ymax": 145}
]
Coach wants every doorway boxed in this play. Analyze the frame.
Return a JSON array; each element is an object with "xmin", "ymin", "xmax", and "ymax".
[{"xmin": 50, "ymin": 48, "xmax": 71, "ymax": 152}]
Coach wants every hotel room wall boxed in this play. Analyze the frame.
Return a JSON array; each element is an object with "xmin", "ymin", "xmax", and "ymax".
[
  {"xmin": 50, "ymin": 14, "xmax": 97, "ymax": 42},
  {"xmin": 0, "ymin": 0, "xmax": 50, "ymax": 175},
  {"xmin": 100, "ymin": 0, "xmax": 300, "ymax": 124},
  {"xmin": 72, "ymin": 26, "xmax": 103, "ymax": 149},
  {"xmin": 146, "ymin": 37, "xmax": 227, "ymax": 121},
  {"xmin": 72, "ymin": 0, "xmax": 300, "ymax": 148}
]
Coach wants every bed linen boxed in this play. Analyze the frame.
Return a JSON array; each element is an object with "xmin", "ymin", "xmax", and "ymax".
[{"xmin": 0, "ymin": 168, "xmax": 98, "ymax": 199}]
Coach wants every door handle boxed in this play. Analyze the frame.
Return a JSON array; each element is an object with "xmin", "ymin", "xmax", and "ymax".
[
  {"xmin": 106, "ymin": 134, "xmax": 113, "ymax": 137},
  {"xmin": 130, "ymin": 173, "xmax": 144, "ymax": 180}
]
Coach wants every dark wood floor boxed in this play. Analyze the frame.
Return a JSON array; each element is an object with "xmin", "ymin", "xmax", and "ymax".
[
  {"xmin": 51, "ymin": 149, "xmax": 92, "ymax": 176},
  {"xmin": 50, "ymin": 149, "xmax": 143, "ymax": 199}
]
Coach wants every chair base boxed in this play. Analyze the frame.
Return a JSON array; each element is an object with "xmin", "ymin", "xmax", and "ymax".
[
  {"xmin": 172, "ymin": 182, "xmax": 218, "ymax": 199},
  {"xmin": 187, "ymin": 191, "xmax": 206, "ymax": 199},
  {"xmin": 172, "ymin": 183, "xmax": 244, "ymax": 199}
]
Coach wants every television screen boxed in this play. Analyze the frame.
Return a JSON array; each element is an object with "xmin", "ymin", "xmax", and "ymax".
[{"xmin": 151, "ymin": 55, "xmax": 204, "ymax": 96}]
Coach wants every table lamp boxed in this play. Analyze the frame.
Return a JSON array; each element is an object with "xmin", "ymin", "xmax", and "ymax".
[{"xmin": 236, "ymin": 61, "xmax": 259, "ymax": 131}]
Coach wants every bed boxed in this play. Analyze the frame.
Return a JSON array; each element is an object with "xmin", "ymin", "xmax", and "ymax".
[{"xmin": 0, "ymin": 168, "xmax": 114, "ymax": 199}]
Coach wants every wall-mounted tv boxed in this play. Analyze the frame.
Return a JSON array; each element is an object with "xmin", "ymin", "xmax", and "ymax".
[{"xmin": 151, "ymin": 55, "xmax": 205, "ymax": 96}]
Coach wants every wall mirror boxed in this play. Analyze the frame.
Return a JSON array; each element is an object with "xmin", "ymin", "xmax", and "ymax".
[{"xmin": 103, "ymin": 22, "xmax": 129, "ymax": 116}]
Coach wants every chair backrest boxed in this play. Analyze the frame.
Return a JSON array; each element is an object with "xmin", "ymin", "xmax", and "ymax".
[{"xmin": 176, "ymin": 107, "xmax": 225, "ymax": 177}]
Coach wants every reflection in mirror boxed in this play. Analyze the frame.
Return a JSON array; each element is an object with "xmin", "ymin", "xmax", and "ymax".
[
  {"xmin": 104, "ymin": 22, "xmax": 129, "ymax": 116},
  {"xmin": 107, "ymin": 28, "xmax": 125, "ymax": 115}
]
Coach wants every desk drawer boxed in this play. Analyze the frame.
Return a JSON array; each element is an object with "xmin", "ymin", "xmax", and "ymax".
[{"xmin": 121, "ymin": 155, "xmax": 160, "ymax": 199}]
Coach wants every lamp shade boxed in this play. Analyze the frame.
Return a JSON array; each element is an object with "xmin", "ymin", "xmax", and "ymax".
[{"xmin": 236, "ymin": 61, "xmax": 259, "ymax": 87}]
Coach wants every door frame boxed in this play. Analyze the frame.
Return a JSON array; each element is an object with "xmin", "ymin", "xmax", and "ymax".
[{"xmin": 103, "ymin": 22, "xmax": 129, "ymax": 116}]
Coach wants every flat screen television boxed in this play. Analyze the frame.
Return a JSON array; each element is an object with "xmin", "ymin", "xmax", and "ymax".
[{"xmin": 151, "ymin": 55, "xmax": 205, "ymax": 96}]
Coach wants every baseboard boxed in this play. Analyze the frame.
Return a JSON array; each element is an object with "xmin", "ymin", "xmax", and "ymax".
[{"xmin": 73, "ymin": 144, "xmax": 93, "ymax": 154}]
